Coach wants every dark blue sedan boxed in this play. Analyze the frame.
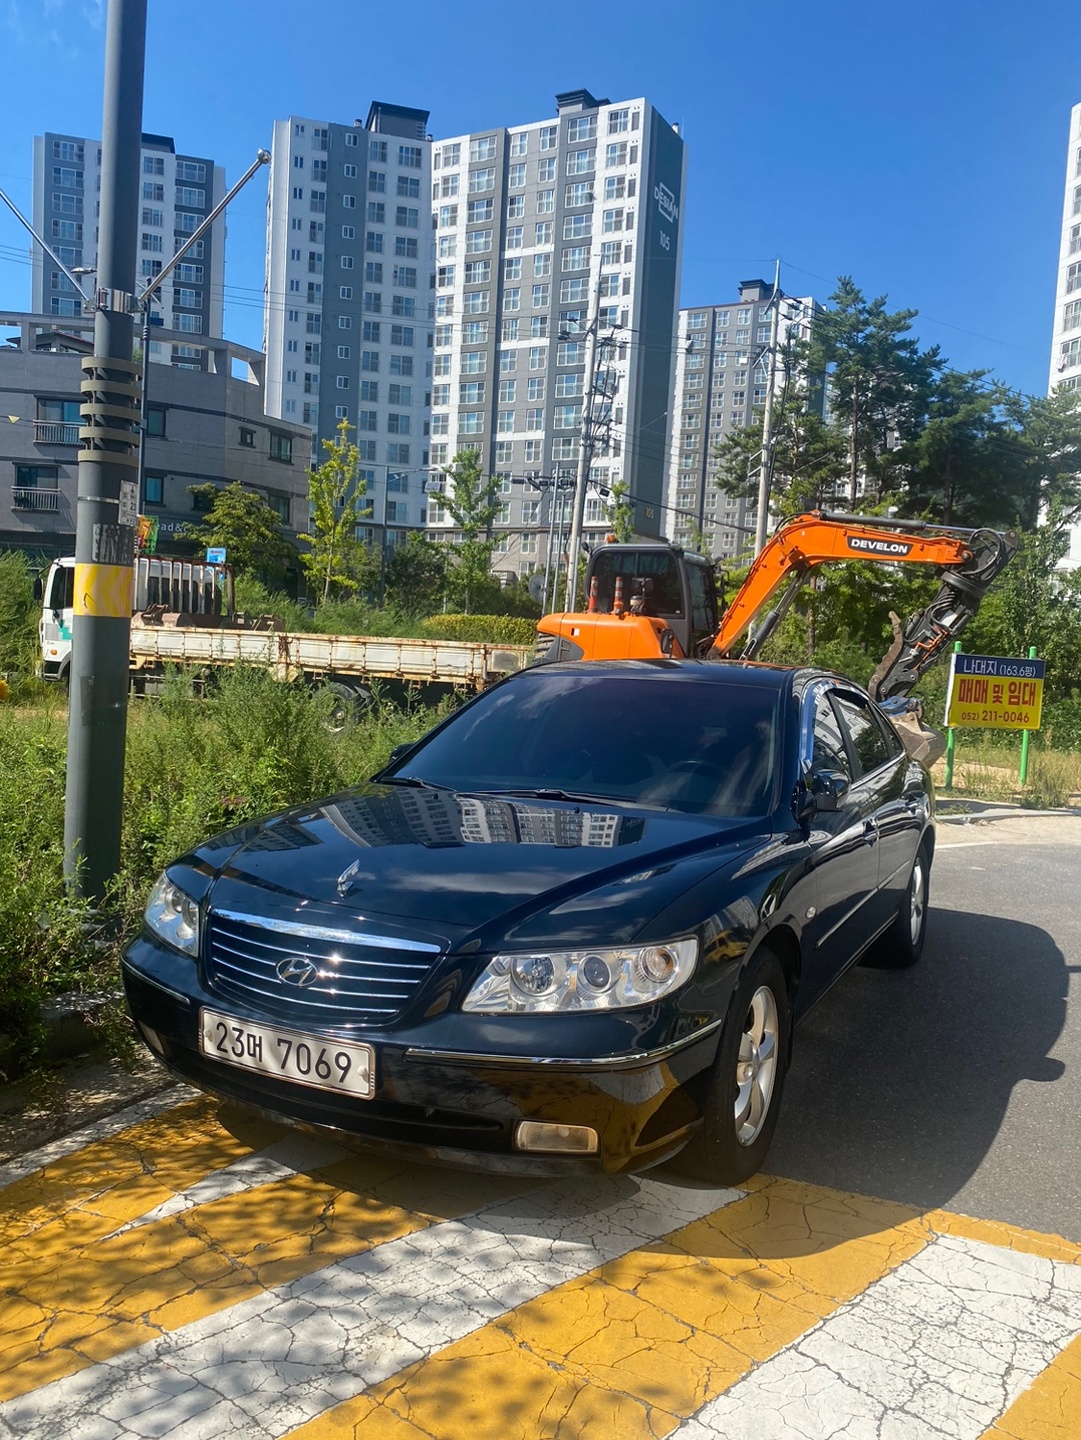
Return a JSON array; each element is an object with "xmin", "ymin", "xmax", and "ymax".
[{"xmin": 123, "ymin": 660, "xmax": 934, "ymax": 1185}]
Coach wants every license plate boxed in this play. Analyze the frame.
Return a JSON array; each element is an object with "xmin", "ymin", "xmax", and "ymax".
[{"xmin": 199, "ymin": 1010, "xmax": 375, "ymax": 1099}]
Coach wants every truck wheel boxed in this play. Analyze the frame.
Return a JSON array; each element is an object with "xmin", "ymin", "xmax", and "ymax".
[{"xmin": 318, "ymin": 679, "xmax": 373, "ymax": 733}]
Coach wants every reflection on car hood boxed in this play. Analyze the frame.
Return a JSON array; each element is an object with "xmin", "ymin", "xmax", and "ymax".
[{"xmin": 193, "ymin": 783, "xmax": 761, "ymax": 948}]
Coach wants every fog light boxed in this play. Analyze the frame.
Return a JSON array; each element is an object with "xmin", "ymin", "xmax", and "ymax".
[
  {"xmin": 137, "ymin": 1021, "xmax": 164, "ymax": 1056},
  {"xmin": 515, "ymin": 1121, "xmax": 599, "ymax": 1155}
]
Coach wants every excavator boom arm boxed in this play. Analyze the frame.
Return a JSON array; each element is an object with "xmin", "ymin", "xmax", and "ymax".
[{"xmin": 710, "ymin": 512, "xmax": 973, "ymax": 658}]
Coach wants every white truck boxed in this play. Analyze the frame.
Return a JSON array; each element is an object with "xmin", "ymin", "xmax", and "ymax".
[{"xmin": 39, "ymin": 557, "xmax": 531, "ymax": 718}]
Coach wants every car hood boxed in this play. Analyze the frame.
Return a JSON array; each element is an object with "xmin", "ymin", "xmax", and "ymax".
[{"xmin": 190, "ymin": 782, "xmax": 765, "ymax": 952}]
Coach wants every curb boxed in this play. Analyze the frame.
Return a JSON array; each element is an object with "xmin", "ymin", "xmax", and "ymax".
[{"xmin": 937, "ymin": 800, "xmax": 1081, "ymax": 825}]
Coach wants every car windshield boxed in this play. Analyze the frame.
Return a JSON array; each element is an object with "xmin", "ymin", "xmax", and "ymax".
[{"xmin": 387, "ymin": 671, "xmax": 780, "ymax": 817}]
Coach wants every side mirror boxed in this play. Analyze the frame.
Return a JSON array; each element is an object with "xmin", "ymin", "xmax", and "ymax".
[{"xmin": 811, "ymin": 770, "xmax": 850, "ymax": 812}]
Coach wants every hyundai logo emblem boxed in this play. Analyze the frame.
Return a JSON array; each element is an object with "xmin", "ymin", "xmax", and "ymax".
[{"xmin": 276, "ymin": 955, "xmax": 319, "ymax": 987}]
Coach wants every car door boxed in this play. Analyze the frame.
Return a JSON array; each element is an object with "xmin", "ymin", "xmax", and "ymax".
[
  {"xmin": 829, "ymin": 690, "xmax": 912, "ymax": 938},
  {"xmin": 800, "ymin": 685, "xmax": 882, "ymax": 1005}
]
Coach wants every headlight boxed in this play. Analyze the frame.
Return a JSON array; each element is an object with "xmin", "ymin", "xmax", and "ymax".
[
  {"xmin": 462, "ymin": 937, "xmax": 697, "ymax": 1014},
  {"xmin": 144, "ymin": 873, "xmax": 201, "ymax": 959}
]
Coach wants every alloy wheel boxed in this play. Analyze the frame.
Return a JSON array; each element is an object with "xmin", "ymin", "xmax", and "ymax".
[{"xmin": 734, "ymin": 985, "xmax": 779, "ymax": 1146}]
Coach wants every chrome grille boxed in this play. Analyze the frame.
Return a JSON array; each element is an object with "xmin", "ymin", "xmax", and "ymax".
[{"xmin": 206, "ymin": 909, "xmax": 438, "ymax": 1027}]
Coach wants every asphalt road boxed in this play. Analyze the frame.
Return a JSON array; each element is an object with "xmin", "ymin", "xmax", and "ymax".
[{"xmin": 768, "ymin": 813, "xmax": 1081, "ymax": 1241}]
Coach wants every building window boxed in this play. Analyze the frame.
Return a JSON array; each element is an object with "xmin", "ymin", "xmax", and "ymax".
[
  {"xmin": 269, "ymin": 433, "xmax": 293, "ymax": 463},
  {"xmin": 467, "ymin": 199, "xmax": 494, "ymax": 223},
  {"xmin": 143, "ymin": 473, "xmax": 164, "ymax": 505},
  {"xmin": 465, "ymin": 229, "xmax": 491, "ymax": 254},
  {"xmin": 568, "ymin": 115, "xmax": 596, "ymax": 142},
  {"xmin": 608, "ymin": 108, "xmax": 629, "ymax": 134},
  {"xmin": 470, "ymin": 136, "xmax": 498, "ymax": 162}
]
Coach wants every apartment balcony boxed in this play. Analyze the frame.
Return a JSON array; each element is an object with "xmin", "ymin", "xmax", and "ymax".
[
  {"xmin": 12, "ymin": 487, "xmax": 60, "ymax": 512},
  {"xmin": 34, "ymin": 421, "xmax": 80, "ymax": 445}
]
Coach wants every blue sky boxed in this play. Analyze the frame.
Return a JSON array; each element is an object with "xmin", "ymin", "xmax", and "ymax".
[{"xmin": 2, "ymin": 0, "xmax": 1079, "ymax": 396}]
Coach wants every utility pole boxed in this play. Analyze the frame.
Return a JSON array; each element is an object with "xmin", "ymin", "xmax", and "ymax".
[
  {"xmin": 754, "ymin": 257, "xmax": 782, "ymax": 555},
  {"xmin": 564, "ymin": 275, "xmax": 605, "ymax": 613},
  {"xmin": 63, "ymin": 0, "xmax": 146, "ymax": 901},
  {"xmin": 135, "ymin": 150, "xmax": 270, "ymax": 511}
]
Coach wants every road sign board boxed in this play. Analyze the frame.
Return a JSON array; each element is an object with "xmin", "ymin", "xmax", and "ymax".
[
  {"xmin": 945, "ymin": 652, "xmax": 1045, "ymax": 731},
  {"xmin": 206, "ymin": 547, "xmax": 227, "ymax": 565}
]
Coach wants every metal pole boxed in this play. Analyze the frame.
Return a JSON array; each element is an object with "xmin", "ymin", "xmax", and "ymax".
[
  {"xmin": 63, "ymin": 0, "xmax": 146, "ymax": 900},
  {"xmin": 755, "ymin": 257, "xmax": 782, "ymax": 555},
  {"xmin": 0, "ymin": 186, "xmax": 94, "ymax": 302},
  {"xmin": 943, "ymin": 641, "xmax": 961, "ymax": 791},
  {"xmin": 1019, "ymin": 644, "xmax": 1037, "ymax": 786},
  {"xmin": 564, "ymin": 276, "xmax": 604, "ymax": 612},
  {"xmin": 541, "ymin": 481, "xmax": 556, "ymax": 613}
]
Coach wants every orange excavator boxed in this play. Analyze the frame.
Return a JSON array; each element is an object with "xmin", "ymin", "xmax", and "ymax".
[{"xmin": 534, "ymin": 511, "xmax": 1018, "ymax": 704}]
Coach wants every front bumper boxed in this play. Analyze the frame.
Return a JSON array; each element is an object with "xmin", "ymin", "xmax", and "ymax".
[{"xmin": 122, "ymin": 937, "xmax": 725, "ymax": 1176}]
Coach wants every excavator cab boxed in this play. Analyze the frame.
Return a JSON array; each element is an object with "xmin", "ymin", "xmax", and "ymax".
[{"xmin": 580, "ymin": 544, "xmax": 719, "ymax": 657}]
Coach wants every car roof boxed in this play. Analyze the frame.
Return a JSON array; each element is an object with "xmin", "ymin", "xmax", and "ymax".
[{"xmin": 524, "ymin": 658, "xmax": 801, "ymax": 691}]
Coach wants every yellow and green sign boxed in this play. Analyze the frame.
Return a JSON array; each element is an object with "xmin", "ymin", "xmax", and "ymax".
[{"xmin": 944, "ymin": 652, "xmax": 1044, "ymax": 731}]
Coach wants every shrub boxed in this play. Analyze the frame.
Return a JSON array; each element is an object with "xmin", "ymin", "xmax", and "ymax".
[{"xmin": 420, "ymin": 613, "xmax": 539, "ymax": 646}]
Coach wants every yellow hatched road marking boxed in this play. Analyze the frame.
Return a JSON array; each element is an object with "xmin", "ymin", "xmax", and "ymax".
[
  {"xmin": 0, "ymin": 1097, "xmax": 281, "ymax": 1247},
  {"xmin": 0, "ymin": 1113, "xmax": 523, "ymax": 1405},
  {"xmin": 979, "ymin": 1333, "xmax": 1081, "ymax": 1439},
  {"xmin": 286, "ymin": 1175, "xmax": 931, "ymax": 1440}
]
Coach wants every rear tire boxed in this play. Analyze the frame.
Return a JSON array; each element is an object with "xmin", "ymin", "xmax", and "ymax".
[
  {"xmin": 870, "ymin": 842, "xmax": 930, "ymax": 969},
  {"xmin": 318, "ymin": 679, "xmax": 373, "ymax": 734},
  {"xmin": 676, "ymin": 945, "xmax": 790, "ymax": 1186}
]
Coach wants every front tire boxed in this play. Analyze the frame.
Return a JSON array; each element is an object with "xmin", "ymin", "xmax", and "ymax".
[
  {"xmin": 677, "ymin": 946, "xmax": 791, "ymax": 1186},
  {"xmin": 871, "ymin": 842, "xmax": 930, "ymax": 969}
]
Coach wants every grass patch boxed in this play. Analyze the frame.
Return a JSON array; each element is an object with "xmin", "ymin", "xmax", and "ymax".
[
  {"xmin": 0, "ymin": 668, "xmax": 444, "ymax": 1076},
  {"xmin": 933, "ymin": 741, "xmax": 1081, "ymax": 809}
]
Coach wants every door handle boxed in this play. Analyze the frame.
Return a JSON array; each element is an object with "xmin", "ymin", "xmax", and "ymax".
[
  {"xmin": 904, "ymin": 795, "xmax": 924, "ymax": 815},
  {"xmin": 862, "ymin": 820, "xmax": 879, "ymax": 845}
]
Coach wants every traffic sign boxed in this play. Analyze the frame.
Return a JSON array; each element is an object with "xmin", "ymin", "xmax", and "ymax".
[
  {"xmin": 944, "ymin": 652, "xmax": 1045, "ymax": 731},
  {"xmin": 206, "ymin": 547, "xmax": 227, "ymax": 565}
]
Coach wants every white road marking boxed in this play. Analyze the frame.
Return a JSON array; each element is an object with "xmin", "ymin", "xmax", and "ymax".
[{"xmin": 674, "ymin": 1232, "xmax": 1081, "ymax": 1440}]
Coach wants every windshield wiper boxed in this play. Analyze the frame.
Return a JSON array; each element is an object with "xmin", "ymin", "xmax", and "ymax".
[
  {"xmin": 374, "ymin": 774, "xmax": 452, "ymax": 791},
  {"xmin": 481, "ymin": 787, "xmax": 628, "ymax": 804}
]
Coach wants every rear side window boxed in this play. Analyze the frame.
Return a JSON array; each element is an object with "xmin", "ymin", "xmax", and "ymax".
[{"xmin": 831, "ymin": 693, "xmax": 892, "ymax": 777}]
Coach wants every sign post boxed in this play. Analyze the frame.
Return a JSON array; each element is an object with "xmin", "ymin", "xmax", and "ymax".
[
  {"xmin": 943, "ymin": 641, "xmax": 961, "ymax": 790},
  {"xmin": 1019, "ymin": 645, "xmax": 1038, "ymax": 786}
]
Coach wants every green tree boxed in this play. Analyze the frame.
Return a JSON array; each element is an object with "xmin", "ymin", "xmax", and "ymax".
[
  {"xmin": 603, "ymin": 480, "xmax": 636, "ymax": 541},
  {"xmin": 440, "ymin": 448, "xmax": 503, "ymax": 613},
  {"xmin": 383, "ymin": 532, "xmax": 450, "ymax": 615},
  {"xmin": 184, "ymin": 483, "xmax": 297, "ymax": 587},
  {"xmin": 902, "ymin": 371, "xmax": 1018, "ymax": 526},
  {"xmin": 966, "ymin": 516, "xmax": 1081, "ymax": 698},
  {"xmin": 713, "ymin": 391, "xmax": 847, "ymax": 521},
  {"xmin": 300, "ymin": 418, "xmax": 376, "ymax": 602},
  {"xmin": 995, "ymin": 387, "xmax": 1081, "ymax": 531},
  {"xmin": 807, "ymin": 277, "xmax": 942, "ymax": 506}
]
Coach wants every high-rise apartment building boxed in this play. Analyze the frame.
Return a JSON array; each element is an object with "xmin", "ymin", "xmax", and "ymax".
[
  {"xmin": 1048, "ymin": 100, "xmax": 1081, "ymax": 569},
  {"xmin": 666, "ymin": 281, "xmax": 820, "ymax": 558},
  {"xmin": 426, "ymin": 89, "xmax": 686, "ymax": 576},
  {"xmin": 31, "ymin": 131, "xmax": 224, "ymax": 370},
  {"xmin": 265, "ymin": 104, "xmax": 433, "ymax": 547}
]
